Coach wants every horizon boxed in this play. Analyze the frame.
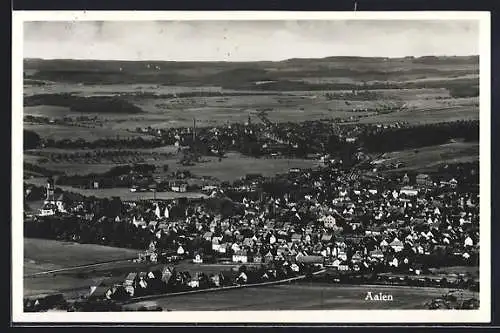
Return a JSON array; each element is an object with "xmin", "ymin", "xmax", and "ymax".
[
  {"xmin": 23, "ymin": 20, "xmax": 479, "ymax": 62},
  {"xmin": 23, "ymin": 54, "xmax": 479, "ymax": 64}
]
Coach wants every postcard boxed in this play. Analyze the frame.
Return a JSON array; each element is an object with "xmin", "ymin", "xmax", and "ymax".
[{"xmin": 12, "ymin": 10, "xmax": 491, "ymax": 324}]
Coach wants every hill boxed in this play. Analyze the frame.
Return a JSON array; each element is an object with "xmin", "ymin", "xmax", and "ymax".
[{"xmin": 24, "ymin": 56, "xmax": 479, "ymax": 91}]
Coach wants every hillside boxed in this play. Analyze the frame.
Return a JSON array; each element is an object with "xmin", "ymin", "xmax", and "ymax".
[{"xmin": 24, "ymin": 56, "xmax": 479, "ymax": 91}]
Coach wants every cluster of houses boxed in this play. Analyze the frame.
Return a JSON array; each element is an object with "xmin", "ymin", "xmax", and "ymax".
[
  {"xmin": 29, "ymin": 152, "xmax": 479, "ymax": 282},
  {"xmin": 117, "ymin": 166, "xmax": 479, "ymax": 278}
]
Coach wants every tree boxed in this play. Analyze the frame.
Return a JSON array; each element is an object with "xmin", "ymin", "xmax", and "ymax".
[{"xmin": 24, "ymin": 130, "xmax": 41, "ymax": 150}]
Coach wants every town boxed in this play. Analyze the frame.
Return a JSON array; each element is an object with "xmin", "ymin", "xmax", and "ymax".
[{"xmin": 23, "ymin": 125, "xmax": 480, "ymax": 311}]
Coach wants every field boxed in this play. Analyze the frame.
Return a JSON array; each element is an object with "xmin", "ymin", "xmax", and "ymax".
[
  {"xmin": 24, "ymin": 239, "xmax": 245, "ymax": 298},
  {"xmin": 371, "ymin": 141, "xmax": 479, "ymax": 172},
  {"xmin": 24, "ymin": 177, "xmax": 208, "ymax": 200},
  {"xmin": 23, "ymin": 57, "xmax": 479, "ymax": 185},
  {"xmin": 125, "ymin": 283, "xmax": 476, "ymax": 311},
  {"xmin": 24, "ymin": 147, "xmax": 319, "ymax": 182},
  {"xmin": 24, "ymin": 123, "xmax": 152, "ymax": 141},
  {"xmin": 24, "ymin": 238, "xmax": 140, "ymax": 275},
  {"xmin": 23, "ymin": 238, "xmax": 477, "ymax": 310}
]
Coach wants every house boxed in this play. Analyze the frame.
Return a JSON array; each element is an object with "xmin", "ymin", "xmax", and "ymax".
[
  {"xmin": 296, "ymin": 255, "xmax": 324, "ymax": 266},
  {"xmin": 232, "ymin": 250, "xmax": 249, "ymax": 263},
  {"xmin": 193, "ymin": 253, "xmax": 203, "ymax": 264},
  {"xmin": 400, "ymin": 186, "xmax": 418, "ymax": 197},
  {"xmin": 203, "ymin": 231, "xmax": 213, "ymax": 241},
  {"xmin": 88, "ymin": 283, "xmax": 112, "ymax": 301},
  {"xmin": 321, "ymin": 233, "xmax": 333, "ymax": 243},
  {"xmin": 326, "ymin": 258, "xmax": 341, "ymax": 269},
  {"xmin": 149, "ymin": 252, "xmax": 158, "ymax": 263},
  {"xmin": 380, "ymin": 239, "xmax": 389, "ymax": 249},
  {"xmin": 236, "ymin": 271, "xmax": 248, "ymax": 284},
  {"xmin": 269, "ymin": 234, "xmax": 277, "ymax": 244},
  {"xmin": 171, "ymin": 182, "xmax": 188, "ymax": 193},
  {"xmin": 322, "ymin": 215, "xmax": 336, "ymax": 229},
  {"xmin": 123, "ymin": 273, "xmax": 138, "ymax": 296},
  {"xmin": 351, "ymin": 252, "xmax": 363, "ymax": 263},
  {"xmin": 264, "ymin": 251, "xmax": 274, "ymax": 263},
  {"xmin": 390, "ymin": 238, "xmax": 404, "ymax": 252},
  {"xmin": 177, "ymin": 245, "xmax": 185, "ymax": 255},
  {"xmin": 338, "ymin": 261, "xmax": 350, "ymax": 271},
  {"xmin": 369, "ymin": 249, "xmax": 384, "ymax": 260},
  {"xmin": 218, "ymin": 243, "xmax": 229, "ymax": 254},
  {"xmin": 188, "ymin": 278, "xmax": 200, "ymax": 288},
  {"xmin": 253, "ymin": 253, "xmax": 263, "ymax": 263},
  {"xmin": 161, "ymin": 266, "xmax": 174, "ymax": 284},
  {"xmin": 291, "ymin": 233, "xmax": 302, "ymax": 243},
  {"xmin": 416, "ymin": 173, "xmax": 433, "ymax": 187},
  {"xmin": 243, "ymin": 237, "xmax": 254, "ymax": 247},
  {"xmin": 388, "ymin": 256, "xmax": 399, "ymax": 268},
  {"xmin": 337, "ymin": 250, "xmax": 348, "ymax": 261},
  {"xmin": 212, "ymin": 238, "xmax": 221, "ymax": 251}
]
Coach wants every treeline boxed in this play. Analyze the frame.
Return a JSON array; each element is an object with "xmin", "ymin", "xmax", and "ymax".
[
  {"xmin": 25, "ymin": 215, "xmax": 153, "ymax": 250},
  {"xmin": 43, "ymin": 137, "xmax": 164, "ymax": 149},
  {"xmin": 24, "ymin": 93, "xmax": 144, "ymax": 114},
  {"xmin": 55, "ymin": 164, "xmax": 157, "ymax": 188},
  {"xmin": 361, "ymin": 121, "xmax": 479, "ymax": 153},
  {"xmin": 247, "ymin": 77, "xmax": 479, "ymax": 92}
]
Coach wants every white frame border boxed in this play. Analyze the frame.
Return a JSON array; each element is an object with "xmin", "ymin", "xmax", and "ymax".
[{"xmin": 12, "ymin": 10, "xmax": 491, "ymax": 324}]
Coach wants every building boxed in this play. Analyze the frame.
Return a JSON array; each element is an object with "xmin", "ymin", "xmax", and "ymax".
[
  {"xmin": 232, "ymin": 250, "xmax": 249, "ymax": 263},
  {"xmin": 416, "ymin": 173, "xmax": 433, "ymax": 187}
]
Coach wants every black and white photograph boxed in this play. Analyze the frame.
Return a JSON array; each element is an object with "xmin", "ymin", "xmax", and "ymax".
[{"xmin": 12, "ymin": 11, "xmax": 491, "ymax": 323}]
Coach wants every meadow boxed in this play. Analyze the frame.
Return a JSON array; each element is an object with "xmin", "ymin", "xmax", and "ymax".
[
  {"xmin": 372, "ymin": 141, "xmax": 479, "ymax": 172},
  {"xmin": 24, "ymin": 238, "xmax": 140, "ymax": 275},
  {"xmin": 125, "ymin": 282, "xmax": 476, "ymax": 311}
]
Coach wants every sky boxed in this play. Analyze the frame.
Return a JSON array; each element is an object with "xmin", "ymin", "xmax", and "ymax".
[{"xmin": 23, "ymin": 20, "xmax": 479, "ymax": 61}]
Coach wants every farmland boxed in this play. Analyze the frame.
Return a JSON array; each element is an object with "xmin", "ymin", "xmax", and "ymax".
[
  {"xmin": 125, "ymin": 283, "xmax": 476, "ymax": 311},
  {"xmin": 23, "ymin": 237, "xmax": 474, "ymax": 310},
  {"xmin": 24, "ymin": 147, "xmax": 319, "ymax": 182},
  {"xmin": 24, "ymin": 239, "xmax": 243, "ymax": 298},
  {"xmin": 372, "ymin": 141, "xmax": 479, "ymax": 173},
  {"xmin": 24, "ymin": 238, "xmax": 141, "ymax": 275},
  {"xmin": 23, "ymin": 177, "xmax": 207, "ymax": 200}
]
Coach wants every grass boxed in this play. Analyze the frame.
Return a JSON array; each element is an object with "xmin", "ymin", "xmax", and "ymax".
[
  {"xmin": 168, "ymin": 153, "xmax": 319, "ymax": 182},
  {"xmin": 23, "ymin": 240, "xmax": 238, "ymax": 299},
  {"xmin": 372, "ymin": 142, "xmax": 479, "ymax": 172},
  {"xmin": 24, "ymin": 238, "xmax": 142, "ymax": 297},
  {"xmin": 23, "ymin": 178, "xmax": 208, "ymax": 200},
  {"xmin": 358, "ymin": 105, "xmax": 478, "ymax": 125},
  {"xmin": 24, "ymin": 149, "xmax": 318, "ymax": 182},
  {"xmin": 126, "ymin": 282, "xmax": 477, "ymax": 311},
  {"xmin": 23, "ymin": 123, "xmax": 152, "ymax": 141},
  {"xmin": 24, "ymin": 238, "xmax": 140, "ymax": 275}
]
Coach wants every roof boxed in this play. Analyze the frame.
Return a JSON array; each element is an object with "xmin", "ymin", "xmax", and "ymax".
[{"xmin": 296, "ymin": 255, "xmax": 324, "ymax": 264}]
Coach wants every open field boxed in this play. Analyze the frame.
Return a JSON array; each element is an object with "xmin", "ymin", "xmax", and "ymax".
[
  {"xmin": 379, "ymin": 265, "xmax": 479, "ymax": 283},
  {"xmin": 23, "ymin": 123, "xmax": 152, "ymax": 141},
  {"xmin": 372, "ymin": 141, "xmax": 479, "ymax": 172},
  {"xmin": 357, "ymin": 105, "xmax": 478, "ymax": 125},
  {"xmin": 24, "ymin": 148, "xmax": 318, "ymax": 182},
  {"xmin": 24, "ymin": 57, "xmax": 479, "ymax": 130},
  {"xmin": 24, "ymin": 238, "xmax": 141, "ymax": 275},
  {"xmin": 168, "ymin": 153, "xmax": 319, "ymax": 182},
  {"xmin": 24, "ymin": 177, "xmax": 208, "ymax": 200},
  {"xmin": 125, "ymin": 283, "xmax": 476, "ymax": 311},
  {"xmin": 23, "ymin": 238, "xmax": 242, "ymax": 298}
]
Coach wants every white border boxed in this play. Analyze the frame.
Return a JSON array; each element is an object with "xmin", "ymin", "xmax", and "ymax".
[{"xmin": 12, "ymin": 11, "xmax": 491, "ymax": 324}]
